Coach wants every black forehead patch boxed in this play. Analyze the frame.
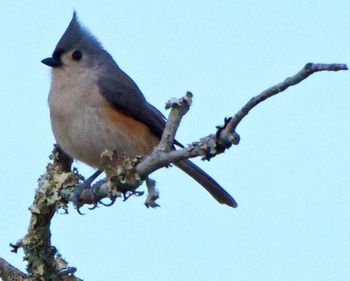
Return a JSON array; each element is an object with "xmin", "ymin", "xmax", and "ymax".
[{"xmin": 52, "ymin": 48, "xmax": 65, "ymax": 59}]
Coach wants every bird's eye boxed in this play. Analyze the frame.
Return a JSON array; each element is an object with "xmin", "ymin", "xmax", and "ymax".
[{"xmin": 72, "ymin": 50, "xmax": 82, "ymax": 61}]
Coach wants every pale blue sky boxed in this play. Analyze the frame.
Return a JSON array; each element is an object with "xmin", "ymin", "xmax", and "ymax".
[{"xmin": 1, "ymin": 1, "xmax": 349, "ymax": 281}]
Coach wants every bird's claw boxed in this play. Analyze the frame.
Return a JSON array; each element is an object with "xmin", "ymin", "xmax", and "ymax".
[
  {"xmin": 98, "ymin": 196, "xmax": 117, "ymax": 207},
  {"xmin": 76, "ymin": 205, "xmax": 86, "ymax": 215},
  {"xmin": 72, "ymin": 170, "xmax": 147, "ymax": 213},
  {"xmin": 72, "ymin": 170, "xmax": 103, "ymax": 214},
  {"xmin": 88, "ymin": 202, "xmax": 99, "ymax": 210},
  {"xmin": 122, "ymin": 190, "xmax": 144, "ymax": 201},
  {"xmin": 73, "ymin": 182, "xmax": 95, "ymax": 215},
  {"xmin": 74, "ymin": 184, "xmax": 119, "ymax": 213}
]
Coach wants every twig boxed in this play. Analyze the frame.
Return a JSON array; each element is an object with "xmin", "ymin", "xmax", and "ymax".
[
  {"xmin": 157, "ymin": 91, "xmax": 193, "ymax": 151},
  {"xmin": 224, "ymin": 63, "xmax": 348, "ymax": 134}
]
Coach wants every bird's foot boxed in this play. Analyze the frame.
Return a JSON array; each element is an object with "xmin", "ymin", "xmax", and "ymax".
[
  {"xmin": 113, "ymin": 182, "xmax": 144, "ymax": 201},
  {"xmin": 73, "ymin": 181, "xmax": 96, "ymax": 215},
  {"xmin": 121, "ymin": 189, "xmax": 144, "ymax": 201},
  {"xmin": 74, "ymin": 182, "xmax": 118, "ymax": 214},
  {"xmin": 73, "ymin": 170, "xmax": 115, "ymax": 214}
]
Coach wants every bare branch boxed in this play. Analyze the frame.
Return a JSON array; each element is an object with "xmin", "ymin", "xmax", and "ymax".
[
  {"xmin": 137, "ymin": 63, "xmax": 348, "ymax": 176},
  {"xmin": 158, "ymin": 91, "xmax": 193, "ymax": 151},
  {"xmin": 0, "ymin": 257, "xmax": 28, "ymax": 281},
  {"xmin": 224, "ymin": 63, "xmax": 348, "ymax": 134}
]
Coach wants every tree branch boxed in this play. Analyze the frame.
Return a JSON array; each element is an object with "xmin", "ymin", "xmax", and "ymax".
[
  {"xmin": 0, "ymin": 257, "xmax": 28, "ymax": 281},
  {"xmin": 137, "ymin": 63, "xmax": 348, "ymax": 176},
  {"xmin": 6, "ymin": 146, "xmax": 82, "ymax": 281},
  {"xmin": 223, "ymin": 63, "xmax": 348, "ymax": 134},
  {"xmin": 157, "ymin": 91, "xmax": 193, "ymax": 151},
  {"xmin": 1, "ymin": 62, "xmax": 347, "ymax": 280}
]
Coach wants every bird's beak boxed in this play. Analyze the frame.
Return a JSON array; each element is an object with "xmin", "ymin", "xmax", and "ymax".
[{"xmin": 41, "ymin": 57, "xmax": 62, "ymax": 68}]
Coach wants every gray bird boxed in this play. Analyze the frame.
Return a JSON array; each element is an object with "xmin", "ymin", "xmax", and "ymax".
[{"xmin": 42, "ymin": 13, "xmax": 237, "ymax": 208}]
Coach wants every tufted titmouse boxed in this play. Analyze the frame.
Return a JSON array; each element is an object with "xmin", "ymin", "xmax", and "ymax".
[{"xmin": 42, "ymin": 13, "xmax": 237, "ymax": 207}]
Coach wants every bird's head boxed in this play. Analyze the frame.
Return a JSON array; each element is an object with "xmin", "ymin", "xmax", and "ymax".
[{"xmin": 41, "ymin": 12, "xmax": 109, "ymax": 73}]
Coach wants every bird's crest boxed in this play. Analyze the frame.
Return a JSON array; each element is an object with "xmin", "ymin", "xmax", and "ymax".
[{"xmin": 54, "ymin": 11, "xmax": 102, "ymax": 54}]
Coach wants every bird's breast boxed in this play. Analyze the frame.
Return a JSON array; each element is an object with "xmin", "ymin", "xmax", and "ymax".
[{"xmin": 48, "ymin": 69, "xmax": 159, "ymax": 168}]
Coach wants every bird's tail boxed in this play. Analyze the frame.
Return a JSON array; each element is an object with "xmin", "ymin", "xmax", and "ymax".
[{"xmin": 174, "ymin": 159, "xmax": 237, "ymax": 208}]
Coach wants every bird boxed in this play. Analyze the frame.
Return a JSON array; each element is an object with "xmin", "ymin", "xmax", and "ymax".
[{"xmin": 41, "ymin": 12, "xmax": 237, "ymax": 208}]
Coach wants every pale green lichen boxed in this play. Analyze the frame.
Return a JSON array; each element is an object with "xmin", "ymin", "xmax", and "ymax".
[{"xmin": 23, "ymin": 160, "xmax": 81, "ymax": 280}]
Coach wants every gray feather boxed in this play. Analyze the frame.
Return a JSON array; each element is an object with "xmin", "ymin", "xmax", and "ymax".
[
  {"xmin": 54, "ymin": 12, "xmax": 102, "ymax": 55},
  {"xmin": 98, "ymin": 66, "xmax": 167, "ymax": 139}
]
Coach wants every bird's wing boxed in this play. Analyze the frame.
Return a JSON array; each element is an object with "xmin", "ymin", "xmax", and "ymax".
[{"xmin": 98, "ymin": 67, "xmax": 166, "ymax": 139}]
